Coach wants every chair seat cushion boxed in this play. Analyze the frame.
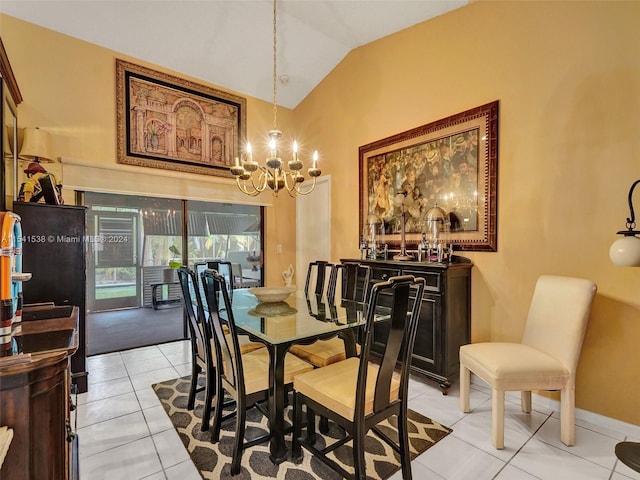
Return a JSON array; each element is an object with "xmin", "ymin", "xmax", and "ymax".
[
  {"xmin": 289, "ymin": 338, "xmax": 355, "ymax": 367},
  {"xmin": 293, "ymin": 357, "xmax": 400, "ymax": 420},
  {"xmin": 460, "ymin": 342, "xmax": 570, "ymax": 391},
  {"xmin": 235, "ymin": 334, "xmax": 265, "ymax": 354},
  {"xmin": 242, "ymin": 348, "xmax": 313, "ymax": 395}
]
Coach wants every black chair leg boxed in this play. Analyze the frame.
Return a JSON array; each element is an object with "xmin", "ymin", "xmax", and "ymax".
[
  {"xmin": 231, "ymin": 404, "xmax": 247, "ymax": 475},
  {"xmin": 319, "ymin": 415, "xmax": 329, "ymax": 433},
  {"xmin": 187, "ymin": 363, "xmax": 200, "ymax": 411},
  {"xmin": 201, "ymin": 371, "xmax": 215, "ymax": 431},
  {"xmin": 291, "ymin": 392, "xmax": 303, "ymax": 463},
  {"xmin": 398, "ymin": 406, "xmax": 413, "ymax": 480},
  {"xmin": 354, "ymin": 423, "xmax": 367, "ymax": 480},
  {"xmin": 210, "ymin": 382, "xmax": 224, "ymax": 443},
  {"xmin": 305, "ymin": 405, "xmax": 316, "ymax": 445}
]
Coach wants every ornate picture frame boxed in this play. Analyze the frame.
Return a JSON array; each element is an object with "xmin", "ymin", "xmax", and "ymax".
[
  {"xmin": 116, "ymin": 59, "xmax": 246, "ymax": 177},
  {"xmin": 359, "ymin": 101, "xmax": 499, "ymax": 252}
]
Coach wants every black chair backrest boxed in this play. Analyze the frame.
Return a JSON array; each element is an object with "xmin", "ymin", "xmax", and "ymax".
[
  {"xmin": 177, "ymin": 266, "xmax": 213, "ymax": 365},
  {"xmin": 304, "ymin": 260, "xmax": 334, "ymax": 297},
  {"xmin": 201, "ymin": 269, "xmax": 244, "ymax": 398},
  {"xmin": 358, "ymin": 275, "xmax": 425, "ymax": 416},
  {"xmin": 328, "ymin": 262, "xmax": 372, "ymax": 304}
]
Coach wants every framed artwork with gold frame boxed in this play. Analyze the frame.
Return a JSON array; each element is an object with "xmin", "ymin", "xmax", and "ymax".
[
  {"xmin": 359, "ymin": 101, "xmax": 499, "ymax": 252},
  {"xmin": 116, "ymin": 59, "xmax": 246, "ymax": 177}
]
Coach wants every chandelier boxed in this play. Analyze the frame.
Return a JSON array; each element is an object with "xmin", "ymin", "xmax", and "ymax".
[{"xmin": 230, "ymin": 0, "xmax": 321, "ymax": 197}]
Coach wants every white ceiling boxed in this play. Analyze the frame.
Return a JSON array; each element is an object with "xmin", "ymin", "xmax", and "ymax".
[{"xmin": 1, "ymin": 0, "xmax": 467, "ymax": 108}]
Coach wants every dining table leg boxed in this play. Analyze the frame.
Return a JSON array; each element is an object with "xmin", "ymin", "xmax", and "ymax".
[{"xmin": 267, "ymin": 343, "xmax": 289, "ymax": 464}]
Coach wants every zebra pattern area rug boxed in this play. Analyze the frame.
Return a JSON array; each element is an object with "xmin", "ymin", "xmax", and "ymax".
[{"xmin": 153, "ymin": 376, "xmax": 451, "ymax": 480}]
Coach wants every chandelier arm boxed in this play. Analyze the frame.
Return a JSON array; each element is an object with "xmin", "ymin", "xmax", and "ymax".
[
  {"xmin": 235, "ymin": 177, "xmax": 262, "ymax": 197},
  {"xmin": 253, "ymin": 169, "xmax": 270, "ymax": 193},
  {"xmin": 281, "ymin": 170, "xmax": 297, "ymax": 192},
  {"xmin": 293, "ymin": 176, "xmax": 318, "ymax": 196}
]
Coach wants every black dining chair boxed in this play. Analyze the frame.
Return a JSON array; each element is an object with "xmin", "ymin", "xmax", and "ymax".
[
  {"xmin": 304, "ymin": 260, "xmax": 334, "ymax": 297},
  {"xmin": 291, "ymin": 262, "xmax": 370, "ymax": 368},
  {"xmin": 292, "ymin": 275, "xmax": 426, "ymax": 480},
  {"xmin": 195, "ymin": 260, "xmax": 234, "ymax": 303},
  {"xmin": 328, "ymin": 262, "xmax": 372, "ymax": 305},
  {"xmin": 195, "ymin": 261, "xmax": 264, "ymax": 355},
  {"xmin": 201, "ymin": 269, "xmax": 313, "ymax": 475},
  {"xmin": 176, "ymin": 266, "xmax": 217, "ymax": 431}
]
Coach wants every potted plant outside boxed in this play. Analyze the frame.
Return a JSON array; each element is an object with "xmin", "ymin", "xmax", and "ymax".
[{"xmin": 163, "ymin": 245, "xmax": 182, "ymax": 282}]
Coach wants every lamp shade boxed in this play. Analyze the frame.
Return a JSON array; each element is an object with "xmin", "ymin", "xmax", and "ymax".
[
  {"xmin": 609, "ymin": 235, "xmax": 640, "ymax": 267},
  {"xmin": 19, "ymin": 127, "xmax": 54, "ymax": 162}
]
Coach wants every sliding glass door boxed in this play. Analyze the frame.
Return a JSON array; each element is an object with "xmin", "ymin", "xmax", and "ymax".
[{"xmin": 84, "ymin": 192, "xmax": 262, "ymax": 313}]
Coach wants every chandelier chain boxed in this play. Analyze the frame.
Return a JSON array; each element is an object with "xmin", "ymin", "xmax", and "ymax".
[
  {"xmin": 272, "ymin": 0, "xmax": 278, "ymax": 130},
  {"xmin": 229, "ymin": 0, "xmax": 321, "ymax": 197}
]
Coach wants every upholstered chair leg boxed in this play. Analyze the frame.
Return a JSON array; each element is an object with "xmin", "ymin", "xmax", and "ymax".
[
  {"xmin": 521, "ymin": 390, "xmax": 532, "ymax": 413},
  {"xmin": 492, "ymin": 388, "xmax": 505, "ymax": 449},
  {"xmin": 460, "ymin": 364, "xmax": 471, "ymax": 412},
  {"xmin": 560, "ymin": 386, "xmax": 576, "ymax": 446}
]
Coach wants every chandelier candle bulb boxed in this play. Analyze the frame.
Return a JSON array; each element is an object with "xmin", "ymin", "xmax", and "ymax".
[{"xmin": 289, "ymin": 141, "xmax": 303, "ymax": 170}]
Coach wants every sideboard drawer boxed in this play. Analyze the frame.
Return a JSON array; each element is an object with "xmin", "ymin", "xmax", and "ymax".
[
  {"xmin": 370, "ymin": 266, "xmax": 401, "ymax": 282},
  {"xmin": 402, "ymin": 268, "xmax": 442, "ymax": 293}
]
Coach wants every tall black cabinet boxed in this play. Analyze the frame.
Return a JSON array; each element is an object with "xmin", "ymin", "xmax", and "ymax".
[{"xmin": 12, "ymin": 202, "xmax": 88, "ymax": 393}]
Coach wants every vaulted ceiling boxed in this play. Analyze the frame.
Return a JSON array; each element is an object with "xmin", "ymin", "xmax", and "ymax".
[{"xmin": 1, "ymin": 0, "xmax": 468, "ymax": 108}]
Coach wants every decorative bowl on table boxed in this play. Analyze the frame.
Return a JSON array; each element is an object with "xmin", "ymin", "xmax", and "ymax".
[
  {"xmin": 248, "ymin": 287, "xmax": 293, "ymax": 303},
  {"xmin": 248, "ymin": 301, "xmax": 297, "ymax": 317}
]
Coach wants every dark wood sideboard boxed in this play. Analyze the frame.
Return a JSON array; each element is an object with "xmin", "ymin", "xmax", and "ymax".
[
  {"xmin": 0, "ymin": 306, "xmax": 79, "ymax": 480},
  {"xmin": 341, "ymin": 256, "xmax": 473, "ymax": 393}
]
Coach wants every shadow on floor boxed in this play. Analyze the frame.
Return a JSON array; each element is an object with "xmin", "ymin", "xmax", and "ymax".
[{"xmin": 87, "ymin": 306, "xmax": 186, "ymax": 356}]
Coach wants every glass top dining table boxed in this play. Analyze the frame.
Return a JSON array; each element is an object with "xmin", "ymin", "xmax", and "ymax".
[{"xmin": 220, "ymin": 288, "xmax": 369, "ymax": 464}]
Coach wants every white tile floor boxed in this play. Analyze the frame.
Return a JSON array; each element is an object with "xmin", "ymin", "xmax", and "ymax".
[{"xmin": 77, "ymin": 340, "xmax": 640, "ymax": 480}]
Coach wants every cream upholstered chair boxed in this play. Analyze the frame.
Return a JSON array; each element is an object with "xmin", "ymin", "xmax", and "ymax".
[{"xmin": 459, "ymin": 275, "xmax": 597, "ymax": 449}]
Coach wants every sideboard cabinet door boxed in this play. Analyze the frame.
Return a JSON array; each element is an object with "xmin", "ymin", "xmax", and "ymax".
[{"xmin": 341, "ymin": 257, "xmax": 472, "ymax": 393}]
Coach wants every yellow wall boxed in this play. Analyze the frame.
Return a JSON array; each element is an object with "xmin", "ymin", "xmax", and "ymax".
[
  {"xmin": 2, "ymin": 0, "xmax": 640, "ymax": 424},
  {"xmin": 295, "ymin": 0, "xmax": 640, "ymax": 424},
  {"xmin": 0, "ymin": 14, "xmax": 297, "ymax": 287}
]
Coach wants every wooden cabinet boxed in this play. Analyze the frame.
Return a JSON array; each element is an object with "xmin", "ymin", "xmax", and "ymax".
[
  {"xmin": 0, "ymin": 307, "xmax": 78, "ymax": 480},
  {"xmin": 11, "ymin": 202, "xmax": 88, "ymax": 393},
  {"xmin": 341, "ymin": 257, "xmax": 472, "ymax": 393}
]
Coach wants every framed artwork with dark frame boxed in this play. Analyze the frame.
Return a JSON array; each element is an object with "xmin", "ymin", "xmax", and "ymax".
[
  {"xmin": 116, "ymin": 59, "xmax": 246, "ymax": 177},
  {"xmin": 359, "ymin": 101, "xmax": 499, "ymax": 252}
]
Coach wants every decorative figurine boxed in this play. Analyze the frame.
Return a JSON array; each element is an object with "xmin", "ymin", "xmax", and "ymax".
[
  {"xmin": 282, "ymin": 264, "xmax": 294, "ymax": 288},
  {"xmin": 17, "ymin": 161, "xmax": 63, "ymax": 205}
]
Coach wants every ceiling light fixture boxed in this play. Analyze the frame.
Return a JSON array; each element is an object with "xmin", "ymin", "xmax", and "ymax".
[{"xmin": 230, "ymin": 0, "xmax": 321, "ymax": 197}]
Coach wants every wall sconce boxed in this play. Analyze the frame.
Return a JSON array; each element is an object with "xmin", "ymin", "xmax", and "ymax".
[{"xmin": 609, "ymin": 179, "xmax": 640, "ymax": 267}]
